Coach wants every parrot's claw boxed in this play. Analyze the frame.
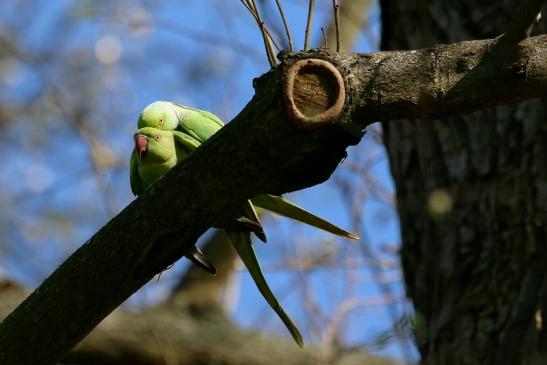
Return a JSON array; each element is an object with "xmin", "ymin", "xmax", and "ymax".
[
  {"xmin": 236, "ymin": 216, "xmax": 267, "ymax": 242},
  {"xmin": 185, "ymin": 246, "xmax": 217, "ymax": 275}
]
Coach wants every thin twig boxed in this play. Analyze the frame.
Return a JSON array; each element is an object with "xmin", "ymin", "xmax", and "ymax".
[
  {"xmin": 239, "ymin": 0, "xmax": 253, "ymax": 14},
  {"xmin": 261, "ymin": 24, "xmax": 282, "ymax": 52},
  {"xmin": 332, "ymin": 0, "xmax": 341, "ymax": 52},
  {"xmin": 320, "ymin": 27, "xmax": 328, "ymax": 48},
  {"xmin": 248, "ymin": 0, "xmax": 281, "ymax": 51},
  {"xmin": 240, "ymin": 0, "xmax": 278, "ymax": 66},
  {"xmin": 244, "ymin": 1, "xmax": 282, "ymax": 52},
  {"xmin": 259, "ymin": 25, "xmax": 278, "ymax": 66},
  {"xmin": 304, "ymin": 0, "xmax": 315, "ymax": 51},
  {"xmin": 275, "ymin": 0, "xmax": 294, "ymax": 52},
  {"xmin": 498, "ymin": 0, "xmax": 546, "ymax": 46}
]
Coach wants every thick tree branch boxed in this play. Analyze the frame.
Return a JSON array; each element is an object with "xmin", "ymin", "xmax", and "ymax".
[
  {"xmin": 350, "ymin": 34, "xmax": 547, "ymax": 123},
  {"xmin": 1, "ymin": 32, "xmax": 547, "ymax": 363}
]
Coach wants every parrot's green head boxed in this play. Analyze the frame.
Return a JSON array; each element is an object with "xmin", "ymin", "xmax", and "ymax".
[
  {"xmin": 134, "ymin": 127, "xmax": 176, "ymax": 163},
  {"xmin": 137, "ymin": 101, "xmax": 179, "ymax": 130}
]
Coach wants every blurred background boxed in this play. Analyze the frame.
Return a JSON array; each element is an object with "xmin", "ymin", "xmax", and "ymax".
[{"xmin": 0, "ymin": 1, "xmax": 416, "ymax": 363}]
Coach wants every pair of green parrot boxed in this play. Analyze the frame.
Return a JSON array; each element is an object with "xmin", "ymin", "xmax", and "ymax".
[{"xmin": 130, "ymin": 101, "xmax": 358, "ymax": 346}]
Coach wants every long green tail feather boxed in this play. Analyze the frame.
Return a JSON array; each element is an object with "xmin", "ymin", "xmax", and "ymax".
[
  {"xmin": 227, "ymin": 232, "xmax": 304, "ymax": 347},
  {"xmin": 251, "ymin": 194, "xmax": 359, "ymax": 240}
]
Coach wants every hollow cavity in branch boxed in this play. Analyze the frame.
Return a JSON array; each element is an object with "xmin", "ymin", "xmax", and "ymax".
[{"xmin": 283, "ymin": 58, "xmax": 345, "ymax": 129}]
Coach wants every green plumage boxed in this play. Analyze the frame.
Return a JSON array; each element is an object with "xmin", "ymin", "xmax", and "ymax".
[
  {"xmin": 228, "ymin": 231, "xmax": 304, "ymax": 347},
  {"xmin": 135, "ymin": 101, "xmax": 358, "ymax": 239},
  {"xmin": 131, "ymin": 101, "xmax": 359, "ymax": 346}
]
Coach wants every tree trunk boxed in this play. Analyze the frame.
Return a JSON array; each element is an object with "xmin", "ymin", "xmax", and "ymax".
[{"xmin": 380, "ymin": 1, "xmax": 547, "ymax": 364}]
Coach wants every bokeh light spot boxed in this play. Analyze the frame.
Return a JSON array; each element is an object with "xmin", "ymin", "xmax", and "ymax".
[
  {"xmin": 94, "ymin": 35, "xmax": 122, "ymax": 64},
  {"xmin": 427, "ymin": 189, "xmax": 453, "ymax": 217},
  {"xmin": 91, "ymin": 142, "xmax": 117, "ymax": 171},
  {"xmin": 25, "ymin": 164, "xmax": 54, "ymax": 194}
]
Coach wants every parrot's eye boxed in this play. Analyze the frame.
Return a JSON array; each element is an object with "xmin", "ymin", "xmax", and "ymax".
[
  {"xmin": 154, "ymin": 135, "xmax": 161, "ymax": 141},
  {"xmin": 159, "ymin": 118, "xmax": 164, "ymax": 125}
]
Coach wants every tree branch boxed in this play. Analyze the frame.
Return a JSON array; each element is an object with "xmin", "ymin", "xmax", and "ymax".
[
  {"xmin": 349, "ymin": 34, "xmax": 547, "ymax": 123},
  {"xmin": 1, "ymin": 32, "xmax": 547, "ymax": 363}
]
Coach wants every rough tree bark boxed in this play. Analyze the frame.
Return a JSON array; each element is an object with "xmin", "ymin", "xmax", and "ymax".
[
  {"xmin": 1, "ymin": 5, "xmax": 547, "ymax": 363},
  {"xmin": 381, "ymin": 0, "xmax": 547, "ymax": 364}
]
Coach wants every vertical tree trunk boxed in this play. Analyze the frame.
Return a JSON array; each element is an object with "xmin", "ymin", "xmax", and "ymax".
[{"xmin": 380, "ymin": 1, "xmax": 547, "ymax": 364}]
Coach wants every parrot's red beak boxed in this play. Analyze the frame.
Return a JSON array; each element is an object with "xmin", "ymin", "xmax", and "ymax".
[{"xmin": 135, "ymin": 134, "xmax": 148, "ymax": 157}]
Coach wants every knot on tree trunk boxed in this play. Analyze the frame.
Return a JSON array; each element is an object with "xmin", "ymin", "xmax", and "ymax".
[{"xmin": 283, "ymin": 58, "xmax": 345, "ymax": 129}]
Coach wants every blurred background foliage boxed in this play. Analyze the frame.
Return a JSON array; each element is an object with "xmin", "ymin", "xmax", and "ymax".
[{"xmin": 0, "ymin": 0, "xmax": 416, "ymax": 363}]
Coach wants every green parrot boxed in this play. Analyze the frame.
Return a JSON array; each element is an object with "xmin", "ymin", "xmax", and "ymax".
[
  {"xmin": 130, "ymin": 127, "xmax": 303, "ymax": 346},
  {"xmin": 137, "ymin": 101, "xmax": 359, "ymax": 240},
  {"xmin": 131, "ymin": 102, "xmax": 358, "ymax": 346},
  {"xmin": 137, "ymin": 100, "xmax": 223, "ymax": 142},
  {"xmin": 130, "ymin": 128, "xmax": 266, "ymax": 274}
]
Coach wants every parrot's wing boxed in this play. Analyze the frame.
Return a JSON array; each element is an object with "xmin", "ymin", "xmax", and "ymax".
[
  {"xmin": 171, "ymin": 103, "xmax": 223, "ymax": 142},
  {"xmin": 185, "ymin": 246, "xmax": 217, "ymax": 275},
  {"xmin": 227, "ymin": 232, "xmax": 304, "ymax": 347},
  {"xmin": 197, "ymin": 109, "xmax": 224, "ymax": 128},
  {"xmin": 130, "ymin": 150, "xmax": 145, "ymax": 196},
  {"xmin": 172, "ymin": 130, "xmax": 202, "ymax": 151},
  {"xmin": 251, "ymin": 194, "xmax": 359, "ymax": 240}
]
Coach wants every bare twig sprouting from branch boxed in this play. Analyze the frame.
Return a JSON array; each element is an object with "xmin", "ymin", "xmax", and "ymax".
[
  {"xmin": 332, "ymin": 0, "xmax": 341, "ymax": 52},
  {"xmin": 240, "ymin": 0, "xmax": 278, "ymax": 67},
  {"xmin": 240, "ymin": 0, "xmax": 254, "ymax": 18},
  {"xmin": 262, "ymin": 25, "xmax": 279, "ymax": 66},
  {"xmin": 265, "ymin": 31, "xmax": 282, "ymax": 53},
  {"xmin": 248, "ymin": 1, "xmax": 282, "ymax": 51},
  {"xmin": 246, "ymin": 0, "xmax": 277, "ymax": 64},
  {"xmin": 263, "ymin": 27, "xmax": 282, "ymax": 52},
  {"xmin": 497, "ymin": 0, "xmax": 546, "ymax": 47},
  {"xmin": 304, "ymin": 0, "xmax": 315, "ymax": 51},
  {"xmin": 320, "ymin": 27, "xmax": 328, "ymax": 48},
  {"xmin": 275, "ymin": 0, "xmax": 294, "ymax": 52}
]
